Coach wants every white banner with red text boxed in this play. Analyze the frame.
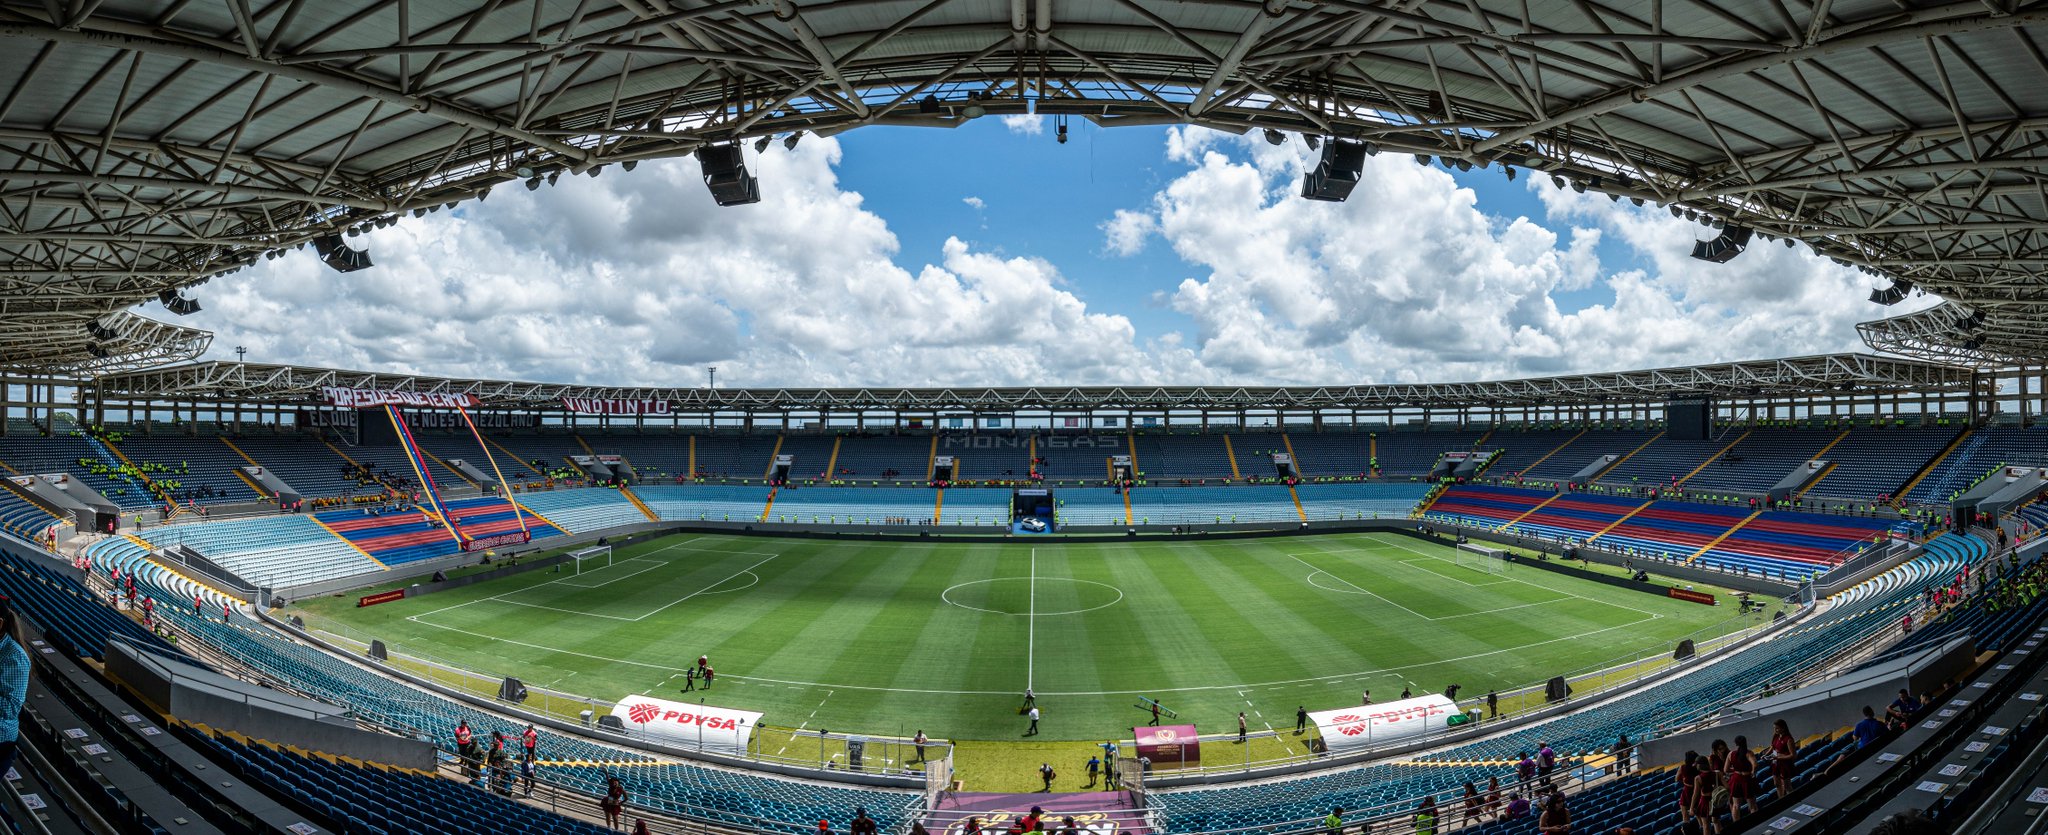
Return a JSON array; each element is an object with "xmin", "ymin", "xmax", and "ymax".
[
  {"xmin": 561, "ymin": 397, "xmax": 671, "ymax": 416},
  {"xmin": 610, "ymin": 695, "xmax": 760, "ymax": 755},
  {"xmin": 320, "ymin": 387, "xmax": 478, "ymax": 409},
  {"xmin": 1307, "ymin": 695, "xmax": 1459, "ymax": 754}
]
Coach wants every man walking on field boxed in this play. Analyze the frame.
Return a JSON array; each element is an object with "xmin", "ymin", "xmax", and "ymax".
[{"xmin": 1026, "ymin": 706, "xmax": 1040, "ymax": 736}]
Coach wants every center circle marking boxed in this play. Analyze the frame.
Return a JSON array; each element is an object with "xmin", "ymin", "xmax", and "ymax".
[{"xmin": 941, "ymin": 577, "xmax": 1125, "ymax": 616}]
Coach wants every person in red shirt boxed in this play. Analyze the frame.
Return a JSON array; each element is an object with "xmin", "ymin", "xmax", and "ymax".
[
  {"xmin": 523, "ymin": 724, "xmax": 538, "ymax": 758},
  {"xmin": 455, "ymin": 721, "xmax": 473, "ymax": 749}
]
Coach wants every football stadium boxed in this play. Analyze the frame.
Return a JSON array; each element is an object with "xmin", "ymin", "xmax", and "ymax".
[{"xmin": 3, "ymin": 2, "xmax": 2048, "ymax": 835}]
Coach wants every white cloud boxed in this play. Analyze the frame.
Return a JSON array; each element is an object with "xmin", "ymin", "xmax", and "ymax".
[
  {"xmin": 1113, "ymin": 128, "xmax": 1931, "ymax": 382},
  {"xmin": 963, "ymin": 196, "xmax": 985, "ymax": 210},
  {"xmin": 999, "ymin": 114, "xmax": 1044, "ymax": 136},
  {"xmin": 173, "ymin": 138, "xmax": 1141, "ymax": 387},
  {"xmin": 1101, "ymin": 210, "xmax": 1157, "ymax": 256}
]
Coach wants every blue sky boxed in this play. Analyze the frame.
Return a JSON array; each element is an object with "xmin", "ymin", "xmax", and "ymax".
[{"xmin": 832, "ymin": 119, "xmax": 1622, "ymax": 339}]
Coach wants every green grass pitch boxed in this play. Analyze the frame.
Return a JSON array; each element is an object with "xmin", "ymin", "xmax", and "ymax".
[{"xmin": 293, "ymin": 532, "xmax": 1749, "ymax": 755}]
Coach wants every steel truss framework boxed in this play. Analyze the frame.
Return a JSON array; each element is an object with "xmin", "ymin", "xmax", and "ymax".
[
  {"xmin": 3, "ymin": 0, "xmax": 2048, "ymax": 369},
  {"xmin": 87, "ymin": 354, "xmax": 1976, "ymax": 414}
]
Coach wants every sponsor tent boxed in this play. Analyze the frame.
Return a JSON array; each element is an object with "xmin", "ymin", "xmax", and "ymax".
[
  {"xmin": 611, "ymin": 695, "xmax": 762, "ymax": 755},
  {"xmin": 1306, "ymin": 695, "xmax": 1458, "ymax": 755}
]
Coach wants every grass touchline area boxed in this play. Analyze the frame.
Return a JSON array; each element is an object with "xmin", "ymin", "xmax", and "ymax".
[{"xmin": 290, "ymin": 530, "xmax": 1761, "ymax": 791}]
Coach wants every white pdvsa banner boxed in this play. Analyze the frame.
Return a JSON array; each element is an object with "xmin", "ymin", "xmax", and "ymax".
[
  {"xmin": 1307, "ymin": 695, "xmax": 1459, "ymax": 754},
  {"xmin": 611, "ymin": 695, "xmax": 761, "ymax": 755}
]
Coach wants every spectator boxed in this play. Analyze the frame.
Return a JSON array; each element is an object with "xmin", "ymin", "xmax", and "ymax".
[
  {"xmin": 601, "ymin": 776, "xmax": 627, "ymax": 830},
  {"xmin": 1323, "ymin": 806, "xmax": 1344, "ymax": 835},
  {"xmin": 1727, "ymin": 736, "xmax": 1758, "ymax": 821},
  {"xmin": 1536, "ymin": 792, "xmax": 1569, "ymax": 835},
  {"xmin": 1854, "ymin": 706, "xmax": 1886, "ymax": 747},
  {"xmin": 1769, "ymin": 719, "xmax": 1798, "ymax": 797},
  {"xmin": 1612, "ymin": 734, "xmax": 1633, "ymax": 774},
  {"xmin": 0, "ymin": 601, "xmax": 25, "ymax": 779},
  {"xmin": 1677, "ymin": 751, "xmax": 1702, "ymax": 832},
  {"xmin": 1461, "ymin": 782, "xmax": 1482, "ymax": 826},
  {"xmin": 1503, "ymin": 793, "xmax": 1531, "ymax": 820},
  {"xmin": 1413, "ymin": 796, "xmax": 1437, "ymax": 835},
  {"xmin": 851, "ymin": 808, "xmax": 878, "ymax": 835}
]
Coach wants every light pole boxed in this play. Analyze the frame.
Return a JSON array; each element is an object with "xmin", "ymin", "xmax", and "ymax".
[{"xmin": 707, "ymin": 366, "xmax": 717, "ymax": 389}]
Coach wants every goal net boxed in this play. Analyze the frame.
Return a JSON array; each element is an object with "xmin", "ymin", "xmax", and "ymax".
[
  {"xmin": 1454, "ymin": 543, "xmax": 1509, "ymax": 575},
  {"xmin": 570, "ymin": 545, "xmax": 613, "ymax": 575}
]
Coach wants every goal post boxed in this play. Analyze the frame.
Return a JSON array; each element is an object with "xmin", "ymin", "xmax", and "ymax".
[
  {"xmin": 570, "ymin": 545, "xmax": 613, "ymax": 575},
  {"xmin": 1454, "ymin": 542, "xmax": 1509, "ymax": 575}
]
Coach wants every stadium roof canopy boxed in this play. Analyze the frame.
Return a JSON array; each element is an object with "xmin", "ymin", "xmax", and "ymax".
[
  {"xmin": 3, "ymin": 0, "xmax": 2047, "ymax": 372},
  {"xmin": 90, "ymin": 353, "xmax": 1976, "ymax": 412}
]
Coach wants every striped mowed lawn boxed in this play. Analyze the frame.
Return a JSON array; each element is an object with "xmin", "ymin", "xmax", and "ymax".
[{"xmin": 294, "ymin": 531, "xmax": 1740, "ymax": 749}]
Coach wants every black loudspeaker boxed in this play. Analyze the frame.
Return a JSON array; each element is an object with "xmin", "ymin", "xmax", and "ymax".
[
  {"xmin": 369, "ymin": 640, "xmax": 387, "ymax": 660},
  {"xmin": 1301, "ymin": 139, "xmax": 1369, "ymax": 202},
  {"xmin": 1674, "ymin": 639, "xmax": 1696, "ymax": 660},
  {"xmin": 312, "ymin": 234, "xmax": 375, "ymax": 272},
  {"xmin": 695, "ymin": 144, "xmax": 761, "ymax": 206},
  {"xmin": 1544, "ymin": 676, "xmax": 1572, "ymax": 703},
  {"xmin": 499, "ymin": 677, "xmax": 528, "ymax": 702},
  {"xmin": 1689, "ymin": 226, "xmax": 1753, "ymax": 263}
]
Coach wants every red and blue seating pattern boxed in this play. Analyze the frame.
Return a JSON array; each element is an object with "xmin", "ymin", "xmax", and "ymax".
[
  {"xmin": 1695, "ymin": 509, "xmax": 1894, "ymax": 579},
  {"xmin": 1428, "ymin": 486, "xmax": 1903, "ymax": 580},
  {"xmin": 1593, "ymin": 500, "xmax": 1750, "ymax": 562},
  {"xmin": 315, "ymin": 496, "xmax": 564, "ymax": 565},
  {"xmin": 1427, "ymin": 485, "xmax": 1651, "ymax": 541},
  {"xmin": 1422, "ymin": 484, "xmax": 1554, "ymax": 528}
]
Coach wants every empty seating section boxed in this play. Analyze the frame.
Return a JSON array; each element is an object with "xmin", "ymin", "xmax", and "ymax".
[
  {"xmin": 0, "ymin": 546, "xmax": 178, "ymax": 660},
  {"xmin": 1372, "ymin": 430, "xmax": 1487, "ymax": 476},
  {"xmin": 421, "ymin": 432, "xmax": 586, "ymax": 480},
  {"xmin": 314, "ymin": 496, "xmax": 564, "ymax": 565},
  {"xmin": 829, "ymin": 436, "xmax": 932, "ymax": 481},
  {"xmin": 77, "ymin": 539, "xmax": 921, "ymax": 835},
  {"xmin": 1681, "ymin": 429, "xmax": 1843, "ymax": 493},
  {"xmin": 0, "ymin": 491, "xmax": 57, "ymax": 541},
  {"xmin": 1284, "ymin": 432, "xmax": 1372, "ymax": 476},
  {"xmin": 768, "ymin": 486, "xmax": 936, "ymax": 523},
  {"xmin": 0, "ymin": 434, "xmax": 150, "ymax": 507},
  {"xmin": 634, "ymin": 484, "xmax": 770, "ymax": 521},
  {"xmin": 512, "ymin": 489, "xmax": 649, "ymax": 533},
  {"xmin": 2019, "ymin": 502, "xmax": 2048, "ymax": 536},
  {"xmin": 1054, "ymin": 488, "xmax": 1128, "ymax": 525},
  {"xmin": 114, "ymin": 435, "xmax": 264, "ymax": 505},
  {"xmin": 938, "ymin": 488, "xmax": 1011, "ymax": 526},
  {"xmin": 1907, "ymin": 426, "xmax": 2048, "ymax": 505},
  {"xmin": 1595, "ymin": 434, "xmax": 1735, "ymax": 487},
  {"xmin": 1699, "ymin": 510, "xmax": 1894, "ymax": 578},
  {"xmin": 1596, "ymin": 500, "xmax": 1750, "ymax": 562},
  {"xmin": 1127, "ymin": 486, "xmax": 1298, "ymax": 524},
  {"xmin": 1424, "ymin": 484, "xmax": 1555, "ymax": 529},
  {"xmin": 138, "ymin": 515, "xmax": 383, "ymax": 587},
  {"xmin": 198, "ymin": 732, "xmax": 610, "ymax": 835},
  {"xmin": 1154, "ymin": 535, "xmax": 1986, "ymax": 834},
  {"xmin": 773, "ymin": 435, "xmax": 836, "ymax": 481},
  {"xmin": 1804, "ymin": 427, "xmax": 1958, "ymax": 502},
  {"xmin": 1132, "ymin": 435, "xmax": 1233, "ymax": 480},
  {"xmin": 1230, "ymin": 434, "xmax": 1290, "ymax": 479},
  {"xmin": 690, "ymin": 435, "xmax": 780, "ymax": 479},
  {"xmin": 1294, "ymin": 483, "xmax": 1432, "ymax": 520},
  {"xmin": 578, "ymin": 434, "xmax": 688, "ymax": 480},
  {"xmin": 1476, "ymin": 430, "xmax": 1585, "ymax": 477},
  {"xmin": 332, "ymin": 443, "xmax": 470, "ymax": 490},
  {"xmin": 1034, "ymin": 434, "xmax": 1122, "ymax": 481},
  {"xmin": 1519, "ymin": 431, "xmax": 1656, "ymax": 481},
  {"xmin": 224, "ymin": 436, "xmax": 359, "ymax": 496}
]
